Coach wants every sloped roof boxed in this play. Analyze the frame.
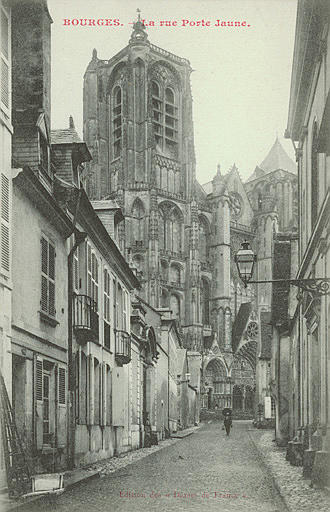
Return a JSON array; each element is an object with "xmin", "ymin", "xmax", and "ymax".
[
  {"xmin": 232, "ymin": 302, "xmax": 252, "ymax": 353},
  {"xmin": 247, "ymin": 138, "xmax": 296, "ymax": 182},
  {"xmin": 201, "ymin": 181, "xmax": 212, "ymax": 195},
  {"xmin": 51, "ymin": 116, "xmax": 83, "ymax": 145},
  {"xmin": 259, "ymin": 312, "xmax": 272, "ymax": 360},
  {"xmin": 194, "ymin": 180, "xmax": 207, "ymax": 201},
  {"xmin": 51, "ymin": 128, "xmax": 82, "ymax": 145}
]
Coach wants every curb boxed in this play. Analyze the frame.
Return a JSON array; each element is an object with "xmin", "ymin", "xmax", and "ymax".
[{"xmin": 247, "ymin": 429, "xmax": 291, "ymax": 512}]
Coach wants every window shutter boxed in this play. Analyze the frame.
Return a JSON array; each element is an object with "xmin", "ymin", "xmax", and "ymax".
[
  {"xmin": 41, "ymin": 276, "xmax": 48, "ymax": 312},
  {"xmin": 48, "ymin": 243, "xmax": 55, "ymax": 280},
  {"xmin": 40, "ymin": 237, "xmax": 56, "ymax": 316},
  {"xmin": 101, "ymin": 363, "xmax": 106, "ymax": 427},
  {"xmin": 58, "ymin": 367, "xmax": 66, "ymax": 405},
  {"xmin": 41, "ymin": 237, "xmax": 48, "ymax": 274},
  {"xmin": 34, "ymin": 357, "xmax": 44, "ymax": 450},
  {"xmin": 57, "ymin": 365, "xmax": 67, "ymax": 448},
  {"xmin": 1, "ymin": 9, "xmax": 9, "ymax": 59},
  {"xmin": 36, "ymin": 360, "xmax": 43, "ymax": 401},
  {"xmin": 0, "ymin": 173, "xmax": 10, "ymax": 273},
  {"xmin": 48, "ymin": 281, "xmax": 55, "ymax": 316},
  {"xmin": 0, "ymin": 58, "xmax": 8, "ymax": 108}
]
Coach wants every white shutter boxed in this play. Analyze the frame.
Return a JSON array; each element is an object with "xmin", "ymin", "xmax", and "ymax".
[
  {"xmin": 0, "ymin": 173, "xmax": 10, "ymax": 274},
  {"xmin": 0, "ymin": 5, "xmax": 10, "ymax": 114},
  {"xmin": 57, "ymin": 365, "xmax": 67, "ymax": 448}
]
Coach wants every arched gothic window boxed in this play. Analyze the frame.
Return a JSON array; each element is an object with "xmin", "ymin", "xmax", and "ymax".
[
  {"xmin": 160, "ymin": 260, "xmax": 168, "ymax": 281},
  {"xmin": 199, "ymin": 217, "xmax": 209, "ymax": 262},
  {"xmin": 112, "ymin": 86, "xmax": 122, "ymax": 159},
  {"xmin": 160, "ymin": 288, "xmax": 169, "ymax": 308},
  {"xmin": 170, "ymin": 264, "xmax": 181, "ymax": 284},
  {"xmin": 151, "ymin": 79, "xmax": 178, "ymax": 158},
  {"xmin": 158, "ymin": 204, "xmax": 183, "ymax": 253},
  {"xmin": 131, "ymin": 198, "xmax": 145, "ymax": 244},
  {"xmin": 200, "ymin": 278, "xmax": 210, "ymax": 325},
  {"xmin": 159, "ymin": 208, "xmax": 166, "ymax": 251},
  {"xmin": 171, "ymin": 208, "xmax": 182, "ymax": 253},
  {"xmin": 170, "ymin": 294, "xmax": 180, "ymax": 321},
  {"xmin": 311, "ymin": 122, "xmax": 319, "ymax": 227},
  {"xmin": 232, "ymin": 385, "xmax": 243, "ymax": 410}
]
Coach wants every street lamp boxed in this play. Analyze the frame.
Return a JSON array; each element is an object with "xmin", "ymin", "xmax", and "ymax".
[
  {"xmin": 234, "ymin": 241, "xmax": 257, "ymax": 287},
  {"xmin": 235, "ymin": 241, "xmax": 330, "ymax": 296}
]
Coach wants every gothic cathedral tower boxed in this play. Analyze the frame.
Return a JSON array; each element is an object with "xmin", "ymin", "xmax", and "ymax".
[{"xmin": 83, "ymin": 18, "xmax": 205, "ymax": 350}]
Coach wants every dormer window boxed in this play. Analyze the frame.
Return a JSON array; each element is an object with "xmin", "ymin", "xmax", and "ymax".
[{"xmin": 112, "ymin": 86, "xmax": 122, "ymax": 159}]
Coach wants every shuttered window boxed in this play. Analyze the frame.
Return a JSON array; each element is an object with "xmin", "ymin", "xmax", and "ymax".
[
  {"xmin": 104, "ymin": 268, "xmax": 111, "ymax": 349},
  {"xmin": 58, "ymin": 367, "xmax": 66, "ymax": 405},
  {"xmin": 87, "ymin": 243, "xmax": 98, "ymax": 306},
  {"xmin": 0, "ymin": 3, "xmax": 9, "ymax": 113},
  {"xmin": 41, "ymin": 236, "xmax": 56, "ymax": 317},
  {"xmin": 36, "ymin": 359, "xmax": 43, "ymax": 401},
  {"xmin": 0, "ymin": 173, "xmax": 10, "ymax": 274}
]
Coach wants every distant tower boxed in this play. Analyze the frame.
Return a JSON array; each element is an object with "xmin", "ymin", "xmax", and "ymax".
[{"xmin": 83, "ymin": 15, "xmax": 202, "ymax": 349}]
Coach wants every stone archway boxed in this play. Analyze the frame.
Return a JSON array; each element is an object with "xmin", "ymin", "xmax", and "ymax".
[{"xmin": 204, "ymin": 358, "xmax": 230, "ymax": 410}]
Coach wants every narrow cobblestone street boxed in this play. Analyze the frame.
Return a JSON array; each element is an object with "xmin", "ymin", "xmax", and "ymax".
[{"xmin": 19, "ymin": 421, "xmax": 287, "ymax": 512}]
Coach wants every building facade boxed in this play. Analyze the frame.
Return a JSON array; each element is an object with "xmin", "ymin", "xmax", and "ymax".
[
  {"xmin": 285, "ymin": 0, "xmax": 330, "ymax": 487},
  {"xmin": 82, "ymin": 18, "xmax": 298, "ymax": 417},
  {"xmin": 0, "ymin": 0, "xmax": 11, "ymax": 489}
]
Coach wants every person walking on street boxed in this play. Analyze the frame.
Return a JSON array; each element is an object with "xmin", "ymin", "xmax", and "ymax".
[{"xmin": 224, "ymin": 415, "xmax": 232, "ymax": 435}]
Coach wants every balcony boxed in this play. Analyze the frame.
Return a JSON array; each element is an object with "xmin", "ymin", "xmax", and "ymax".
[
  {"xmin": 115, "ymin": 330, "xmax": 131, "ymax": 365},
  {"xmin": 73, "ymin": 294, "xmax": 99, "ymax": 343}
]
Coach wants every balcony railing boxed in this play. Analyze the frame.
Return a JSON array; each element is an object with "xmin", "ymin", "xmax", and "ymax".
[
  {"xmin": 115, "ymin": 330, "xmax": 131, "ymax": 365},
  {"xmin": 73, "ymin": 294, "xmax": 99, "ymax": 342}
]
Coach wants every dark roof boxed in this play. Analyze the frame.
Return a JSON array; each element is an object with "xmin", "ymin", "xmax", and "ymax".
[
  {"xmin": 247, "ymin": 138, "xmax": 296, "ymax": 182},
  {"xmin": 259, "ymin": 312, "xmax": 272, "ymax": 360},
  {"xmin": 51, "ymin": 128, "xmax": 82, "ymax": 145},
  {"xmin": 232, "ymin": 302, "xmax": 252, "ymax": 353},
  {"xmin": 272, "ymin": 240, "xmax": 291, "ymax": 329}
]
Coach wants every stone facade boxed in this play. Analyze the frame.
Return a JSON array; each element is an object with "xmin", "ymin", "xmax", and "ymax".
[
  {"xmin": 285, "ymin": 0, "xmax": 330, "ymax": 487},
  {"xmin": 82, "ymin": 19, "xmax": 298, "ymax": 416}
]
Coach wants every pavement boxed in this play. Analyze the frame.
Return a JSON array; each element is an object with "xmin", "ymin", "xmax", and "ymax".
[
  {"xmin": 0, "ymin": 426, "xmax": 199, "ymax": 512},
  {"xmin": 4, "ymin": 420, "xmax": 287, "ymax": 512},
  {"xmin": 248, "ymin": 428, "xmax": 330, "ymax": 512},
  {"xmin": 3, "ymin": 422, "xmax": 328, "ymax": 512}
]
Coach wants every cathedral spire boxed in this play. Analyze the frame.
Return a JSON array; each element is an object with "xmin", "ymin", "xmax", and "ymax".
[{"xmin": 129, "ymin": 8, "xmax": 149, "ymax": 45}]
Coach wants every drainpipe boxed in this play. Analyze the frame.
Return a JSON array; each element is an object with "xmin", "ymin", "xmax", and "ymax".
[{"xmin": 67, "ymin": 188, "xmax": 87, "ymax": 469}]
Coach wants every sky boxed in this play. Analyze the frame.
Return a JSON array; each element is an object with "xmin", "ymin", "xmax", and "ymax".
[{"xmin": 48, "ymin": 0, "xmax": 298, "ymax": 184}]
